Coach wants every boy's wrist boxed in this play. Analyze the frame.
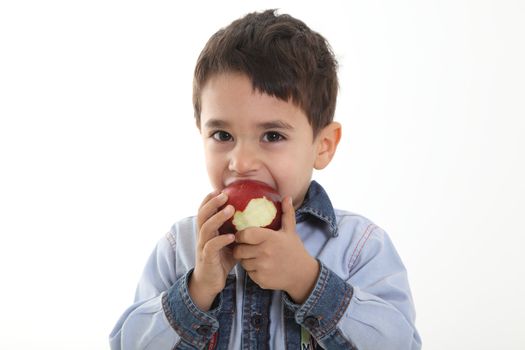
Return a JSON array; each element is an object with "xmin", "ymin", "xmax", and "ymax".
[
  {"xmin": 188, "ymin": 274, "xmax": 220, "ymax": 311},
  {"xmin": 162, "ymin": 270, "xmax": 221, "ymax": 348},
  {"xmin": 285, "ymin": 256, "xmax": 320, "ymax": 304}
]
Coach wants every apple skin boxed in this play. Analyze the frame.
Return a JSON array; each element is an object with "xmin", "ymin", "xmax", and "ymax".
[{"xmin": 218, "ymin": 180, "xmax": 282, "ymax": 234}]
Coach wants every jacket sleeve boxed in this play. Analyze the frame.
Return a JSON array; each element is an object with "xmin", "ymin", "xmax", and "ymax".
[
  {"xmin": 109, "ymin": 233, "xmax": 221, "ymax": 350},
  {"xmin": 283, "ymin": 226, "xmax": 421, "ymax": 350}
]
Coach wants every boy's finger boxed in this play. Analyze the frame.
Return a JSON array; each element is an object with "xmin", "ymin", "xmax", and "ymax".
[
  {"xmin": 235, "ymin": 227, "xmax": 268, "ymax": 245},
  {"xmin": 199, "ymin": 190, "xmax": 221, "ymax": 209},
  {"xmin": 202, "ymin": 234, "xmax": 236, "ymax": 257},
  {"xmin": 197, "ymin": 192, "xmax": 228, "ymax": 229},
  {"xmin": 232, "ymin": 243, "xmax": 258, "ymax": 260},
  {"xmin": 198, "ymin": 205, "xmax": 234, "ymax": 247},
  {"xmin": 239, "ymin": 258, "xmax": 257, "ymax": 272},
  {"xmin": 281, "ymin": 196, "xmax": 296, "ymax": 233}
]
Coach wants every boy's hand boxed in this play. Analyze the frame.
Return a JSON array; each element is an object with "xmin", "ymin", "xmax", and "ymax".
[
  {"xmin": 233, "ymin": 196, "xmax": 320, "ymax": 304},
  {"xmin": 189, "ymin": 191, "xmax": 237, "ymax": 311}
]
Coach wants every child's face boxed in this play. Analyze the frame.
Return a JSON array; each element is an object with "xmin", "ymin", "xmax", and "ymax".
[{"xmin": 199, "ymin": 73, "xmax": 322, "ymax": 209}]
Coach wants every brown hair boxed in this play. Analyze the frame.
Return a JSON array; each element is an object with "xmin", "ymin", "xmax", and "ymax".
[{"xmin": 193, "ymin": 9, "xmax": 338, "ymax": 137}]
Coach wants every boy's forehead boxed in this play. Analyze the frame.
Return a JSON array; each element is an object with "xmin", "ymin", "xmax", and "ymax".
[
  {"xmin": 200, "ymin": 73, "xmax": 310, "ymax": 129},
  {"xmin": 201, "ymin": 73, "xmax": 273, "ymax": 104}
]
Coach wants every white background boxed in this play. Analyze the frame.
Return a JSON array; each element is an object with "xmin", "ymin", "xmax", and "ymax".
[{"xmin": 1, "ymin": 1, "xmax": 524, "ymax": 349}]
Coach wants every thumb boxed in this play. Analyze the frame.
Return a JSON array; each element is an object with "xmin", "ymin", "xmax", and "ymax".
[{"xmin": 280, "ymin": 196, "xmax": 296, "ymax": 233}]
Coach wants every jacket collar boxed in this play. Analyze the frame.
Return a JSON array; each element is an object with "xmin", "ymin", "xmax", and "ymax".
[{"xmin": 296, "ymin": 181, "xmax": 338, "ymax": 237}]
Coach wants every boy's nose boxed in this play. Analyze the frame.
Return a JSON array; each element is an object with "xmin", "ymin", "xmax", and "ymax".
[{"xmin": 228, "ymin": 142, "xmax": 260, "ymax": 175}]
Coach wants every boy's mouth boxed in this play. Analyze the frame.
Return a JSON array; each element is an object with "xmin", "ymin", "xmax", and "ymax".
[{"xmin": 224, "ymin": 178, "xmax": 276, "ymax": 191}]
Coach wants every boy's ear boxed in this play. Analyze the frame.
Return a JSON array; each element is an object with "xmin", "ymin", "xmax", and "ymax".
[{"xmin": 314, "ymin": 122, "xmax": 342, "ymax": 170}]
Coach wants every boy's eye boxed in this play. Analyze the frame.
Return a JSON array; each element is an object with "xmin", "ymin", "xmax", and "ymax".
[
  {"xmin": 211, "ymin": 130, "xmax": 233, "ymax": 142},
  {"xmin": 262, "ymin": 131, "xmax": 285, "ymax": 142}
]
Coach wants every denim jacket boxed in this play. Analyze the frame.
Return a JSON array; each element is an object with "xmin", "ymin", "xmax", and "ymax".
[{"xmin": 110, "ymin": 181, "xmax": 421, "ymax": 349}]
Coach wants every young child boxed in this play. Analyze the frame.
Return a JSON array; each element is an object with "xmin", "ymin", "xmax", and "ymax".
[{"xmin": 110, "ymin": 9, "xmax": 421, "ymax": 350}]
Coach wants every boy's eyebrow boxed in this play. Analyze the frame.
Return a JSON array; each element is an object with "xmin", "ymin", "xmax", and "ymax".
[
  {"xmin": 257, "ymin": 121, "xmax": 294, "ymax": 130},
  {"xmin": 203, "ymin": 119, "xmax": 294, "ymax": 130},
  {"xmin": 203, "ymin": 119, "xmax": 230, "ymax": 129}
]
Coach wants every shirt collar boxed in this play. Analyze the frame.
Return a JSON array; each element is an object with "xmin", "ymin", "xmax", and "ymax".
[{"xmin": 295, "ymin": 180, "xmax": 338, "ymax": 237}]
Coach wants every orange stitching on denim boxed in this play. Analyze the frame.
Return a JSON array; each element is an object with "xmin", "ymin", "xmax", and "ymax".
[
  {"xmin": 318, "ymin": 281, "xmax": 353, "ymax": 337},
  {"xmin": 162, "ymin": 293, "xmax": 208, "ymax": 347},
  {"xmin": 305, "ymin": 264, "xmax": 329, "ymax": 317},
  {"xmin": 347, "ymin": 224, "xmax": 376, "ymax": 273}
]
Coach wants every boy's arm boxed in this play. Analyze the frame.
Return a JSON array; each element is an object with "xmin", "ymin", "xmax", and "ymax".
[
  {"xmin": 109, "ymin": 230, "xmax": 223, "ymax": 350},
  {"xmin": 110, "ymin": 192, "xmax": 237, "ymax": 350},
  {"xmin": 283, "ymin": 226, "xmax": 422, "ymax": 350}
]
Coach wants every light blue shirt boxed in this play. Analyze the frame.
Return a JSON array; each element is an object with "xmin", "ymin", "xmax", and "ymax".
[{"xmin": 110, "ymin": 181, "xmax": 421, "ymax": 349}]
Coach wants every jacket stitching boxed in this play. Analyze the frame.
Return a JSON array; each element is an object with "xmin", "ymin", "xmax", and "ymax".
[
  {"xmin": 303, "ymin": 265, "xmax": 329, "ymax": 316},
  {"xmin": 347, "ymin": 224, "xmax": 376, "ymax": 272},
  {"xmin": 298, "ymin": 208, "xmax": 338, "ymax": 236},
  {"xmin": 162, "ymin": 293, "xmax": 207, "ymax": 348},
  {"xmin": 316, "ymin": 279, "xmax": 353, "ymax": 338},
  {"xmin": 181, "ymin": 288, "xmax": 217, "ymax": 326},
  {"xmin": 166, "ymin": 231, "xmax": 177, "ymax": 253}
]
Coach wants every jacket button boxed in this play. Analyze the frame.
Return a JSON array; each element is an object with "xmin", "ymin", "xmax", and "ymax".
[
  {"xmin": 251, "ymin": 314, "xmax": 264, "ymax": 328},
  {"xmin": 304, "ymin": 316, "xmax": 320, "ymax": 328},
  {"xmin": 196, "ymin": 325, "xmax": 211, "ymax": 336}
]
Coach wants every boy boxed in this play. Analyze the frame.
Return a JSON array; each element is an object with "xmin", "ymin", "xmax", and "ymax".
[{"xmin": 110, "ymin": 9, "xmax": 421, "ymax": 349}]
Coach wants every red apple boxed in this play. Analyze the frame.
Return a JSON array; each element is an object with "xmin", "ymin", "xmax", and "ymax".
[{"xmin": 218, "ymin": 180, "xmax": 282, "ymax": 234}]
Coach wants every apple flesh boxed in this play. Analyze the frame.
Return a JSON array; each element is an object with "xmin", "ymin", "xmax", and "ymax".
[{"xmin": 218, "ymin": 180, "xmax": 282, "ymax": 234}]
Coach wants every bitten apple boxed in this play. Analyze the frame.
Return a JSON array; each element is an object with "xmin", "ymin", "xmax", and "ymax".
[{"xmin": 218, "ymin": 180, "xmax": 282, "ymax": 234}]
